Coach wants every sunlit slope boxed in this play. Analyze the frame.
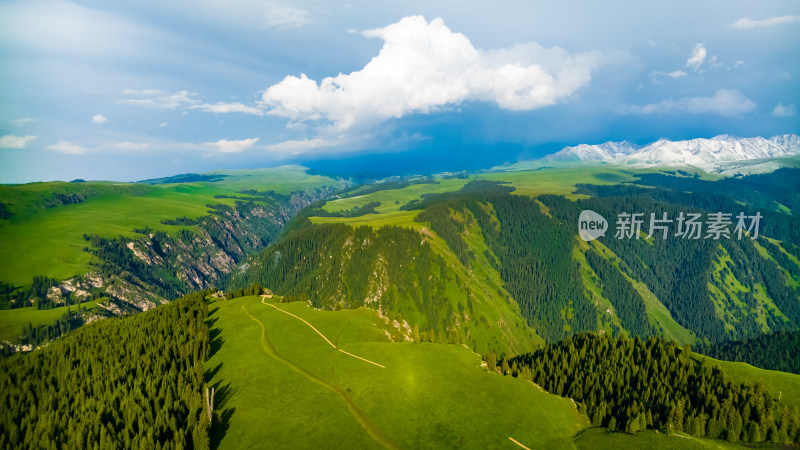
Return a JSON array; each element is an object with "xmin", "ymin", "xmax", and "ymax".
[
  {"xmin": 0, "ymin": 166, "xmax": 343, "ymax": 286},
  {"xmin": 232, "ymin": 222, "xmax": 541, "ymax": 355},
  {"xmin": 0, "ymin": 299, "xmax": 103, "ymax": 342},
  {"xmin": 206, "ymin": 296, "xmax": 588, "ymax": 449},
  {"xmin": 574, "ymin": 427, "xmax": 759, "ymax": 449},
  {"xmin": 298, "ymin": 166, "xmax": 798, "ymax": 346},
  {"xmin": 697, "ymin": 354, "xmax": 800, "ymax": 411},
  {"xmin": 580, "ymin": 238, "xmax": 697, "ymax": 346}
]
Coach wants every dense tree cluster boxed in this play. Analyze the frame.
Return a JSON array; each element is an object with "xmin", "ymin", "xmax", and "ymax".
[
  {"xmin": 0, "ymin": 202, "xmax": 11, "ymax": 220},
  {"xmin": 0, "ymin": 276, "xmax": 102, "ymax": 311},
  {"xmin": 13, "ymin": 310, "xmax": 81, "ymax": 351},
  {"xmin": 84, "ymin": 233, "xmax": 185, "ymax": 299},
  {"xmin": 416, "ymin": 192, "xmax": 596, "ymax": 342},
  {"xmin": 228, "ymin": 223, "xmax": 464, "ymax": 341},
  {"xmin": 503, "ymin": 333, "xmax": 799, "ymax": 444},
  {"xmin": 224, "ymin": 284, "xmax": 263, "ymax": 300},
  {"xmin": 540, "ymin": 182, "xmax": 799, "ymax": 342},
  {"xmin": 310, "ymin": 201, "xmax": 381, "ymax": 218},
  {"xmin": 584, "ymin": 249, "xmax": 653, "ymax": 337},
  {"xmin": 400, "ymin": 180, "xmax": 515, "ymax": 211},
  {"xmin": 0, "ymin": 290, "xmax": 212, "ymax": 449},
  {"xmin": 698, "ymin": 331, "xmax": 800, "ymax": 375}
]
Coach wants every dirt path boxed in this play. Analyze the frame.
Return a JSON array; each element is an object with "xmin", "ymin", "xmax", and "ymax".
[
  {"xmin": 242, "ymin": 303, "xmax": 398, "ymax": 450},
  {"xmin": 261, "ymin": 296, "xmax": 385, "ymax": 369},
  {"xmin": 508, "ymin": 437, "xmax": 531, "ymax": 449}
]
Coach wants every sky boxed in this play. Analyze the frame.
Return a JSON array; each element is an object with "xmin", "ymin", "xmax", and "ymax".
[{"xmin": 0, "ymin": 0, "xmax": 798, "ymax": 183}]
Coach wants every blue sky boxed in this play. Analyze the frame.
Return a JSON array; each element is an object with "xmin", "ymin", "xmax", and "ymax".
[{"xmin": 0, "ymin": 0, "xmax": 798, "ymax": 182}]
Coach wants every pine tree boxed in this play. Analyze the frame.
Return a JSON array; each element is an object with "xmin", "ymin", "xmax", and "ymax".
[
  {"xmin": 486, "ymin": 351, "xmax": 497, "ymax": 371},
  {"xmin": 607, "ymin": 416, "xmax": 617, "ymax": 432}
]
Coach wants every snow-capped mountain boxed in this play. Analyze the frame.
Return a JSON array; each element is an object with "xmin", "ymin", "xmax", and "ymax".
[
  {"xmin": 543, "ymin": 134, "xmax": 800, "ymax": 170},
  {"xmin": 769, "ymin": 133, "xmax": 800, "ymax": 151},
  {"xmin": 545, "ymin": 141, "xmax": 640, "ymax": 161},
  {"xmin": 616, "ymin": 135, "xmax": 800, "ymax": 167}
]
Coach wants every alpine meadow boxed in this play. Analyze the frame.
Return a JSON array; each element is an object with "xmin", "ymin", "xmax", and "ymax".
[{"xmin": 1, "ymin": 1, "xmax": 799, "ymax": 449}]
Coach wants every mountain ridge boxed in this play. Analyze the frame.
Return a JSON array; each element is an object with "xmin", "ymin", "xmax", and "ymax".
[{"xmin": 542, "ymin": 134, "xmax": 800, "ymax": 170}]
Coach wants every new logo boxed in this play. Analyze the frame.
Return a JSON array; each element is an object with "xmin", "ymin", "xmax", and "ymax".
[{"xmin": 578, "ymin": 210, "xmax": 607, "ymax": 241}]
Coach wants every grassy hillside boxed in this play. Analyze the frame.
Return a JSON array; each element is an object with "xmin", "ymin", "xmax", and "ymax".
[
  {"xmin": 0, "ymin": 165, "xmax": 343, "ymax": 287},
  {"xmin": 248, "ymin": 166, "xmax": 799, "ymax": 349},
  {"xmin": 230, "ymin": 223, "xmax": 540, "ymax": 355},
  {"xmin": 0, "ymin": 298, "xmax": 102, "ymax": 342},
  {"xmin": 206, "ymin": 296, "xmax": 588, "ymax": 449},
  {"xmin": 698, "ymin": 355, "xmax": 800, "ymax": 411},
  {"xmin": 574, "ymin": 427, "xmax": 755, "ymax": 449}
]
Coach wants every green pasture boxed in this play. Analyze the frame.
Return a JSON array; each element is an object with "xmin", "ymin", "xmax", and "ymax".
[
  {"xmin": 206, "ymin": 296, "xmax": 586, "ymax": 449},
  {"xmin": 0, "ymin": 166, "xmax": 341, "ymax": 286},
  {"xmin": 0, "ymin": 299, "xmax": 102, "ymax": 342},
  {"xmin": 698, "ymin": 355, "xmax": 800, "ymax": 411},
  {"xmin": 574, "ymin": 427, "xmax": 757, "ymax": 449}
]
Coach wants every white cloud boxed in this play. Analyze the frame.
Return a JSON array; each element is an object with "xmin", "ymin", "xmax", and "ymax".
[
  {"xmin": 158, "ymin": 122, "xmax": 168, "ymax": 127},
  {"xmin": 11, "ymin": 118, "xmax": 35, "ymax": 127},
  {"xmin": 114, "ymin": 141, "xmax": 151, "ymax": 150},
  {"xmin": 91, "ymin": 114, "xmax": 108, "ymax": 124},
  {"xmin": 731, "ymin": 15, "xmax": 800, "ymax": 29},
  {"xmin": 686, "ymin": 44, "xmax": 707, "ymax": 70},
  {"xmin": 260, "ymin": 16, "xmax": 601, "ymax": 134},
  {"xmin": 0, "ymin": 134, "xmax": 37, "ymax": 149},
  {"xmin": 773, "ymin": 103, "xmax": 797, "ymax": 117},
  {"xmin": 47, "ymin": 141, "xmax": 87, "ymax": 155},
  {"xmin": 627, "ymin": 89, "xmax": 757, "ymax": 118},
  {"xmin": 190, "ymin": 102, "xmax": 264, "ymax": 115},
  {"xmin": 650, "ymin": 70, "xmax": 688, "ymax": 83},
  {"xmin": 264, "ymin": 137, "xmax": 341, "ymax": 155},
  {"xmin": 120, "ymin": 90, "xmax": 200, "ymax": 109},
  {"xmin": 265, "ymin": 6, "xmax": 311, "ymax": 29},
  {"xmin": 734, "ymin": 60, "xmax": 745, "ymax": 68},
  {"xmin": 203, "ymin": 138, "xmax": 260, "ymax": 153}
]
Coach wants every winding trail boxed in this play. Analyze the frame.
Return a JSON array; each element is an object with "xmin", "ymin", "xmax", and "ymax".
[
  {"xmin": 261, "ymin": 296, "xmax": 385, "ymax": 368},
  {"xmin": 508, "ymin": 437, "xmax": 531, "ymax": 449},
  {"xmin": 241, "ymin": 303, "xmax": 398, "ymax": 450}
]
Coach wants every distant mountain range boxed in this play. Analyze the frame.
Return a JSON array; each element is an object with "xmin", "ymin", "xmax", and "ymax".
[{"xmin": 545, "ymin": 134, "xmax": 800, "ymax": 170}]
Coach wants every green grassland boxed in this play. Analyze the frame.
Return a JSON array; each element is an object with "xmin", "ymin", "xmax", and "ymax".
[
  {"xmin": 0, "ymin": 166, "xmax": 343, "ymax": 286},
  {"xmin": 321, "ymin": 178, "xmax": 470, "ymax": 214},
  {"xmin": 707, "ymin": 246, "xmax": 791, "ymax": 335},
  {"xmin": 0, "ymin": 299, "xmax": 102, "ymax": 342},
  {"xmin": 311, "ymin": 210, "xmax": 423, "ymax": 229},
  {"xmin": 306, "ymin": 166, "xmax": 707, "ymax": 348},
  {"xmin": 698, "ymin": 355, "xmax": 800, "ymax": 412},
  {"xmin": 480, "ymin": 164, "xmax": 717, "ymax": 198},
  {"xmin": 306, "ymin": 213, "xmax": 541, "ymax": 356},
  {"xmin": 574, "ymin": 427, "xmax": 756, "ymax": 449},
  {"xmin": 206, "ymin": 165, "xmax": 344, "ymax": 194},
  {"xmin": 206, "ymin": 296, "xmax": 587, "ymax": 449}
]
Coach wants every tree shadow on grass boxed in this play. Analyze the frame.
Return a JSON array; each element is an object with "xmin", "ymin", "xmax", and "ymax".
[
  {"xmin": 205, "ymin": 313, "xmax": 236, "ymax": 450},
  {"xmin": 209, "ymin": 329, "xmax": 224, "ymax": 358},
  {"xmin": 209, "ymin": 381, "xmax": 237, "ymax": 450}
]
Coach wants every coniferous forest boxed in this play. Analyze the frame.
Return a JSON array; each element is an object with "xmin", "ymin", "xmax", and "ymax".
[
  {"xmin": 503, "ymin": 333, "xmax": 799, "ymax": 444},
  {"xmin": 0, "ymin": 291, "xmax": 212, "ymax": 449},
  {"xmin": 698, "ymin": 330, "xmax": 800, "ymax": 375}
]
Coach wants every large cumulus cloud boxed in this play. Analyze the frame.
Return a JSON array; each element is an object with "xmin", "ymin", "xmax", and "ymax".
[{"xmin": 260, "ymin": 16, "xmax": 601, "ymax": 133}]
